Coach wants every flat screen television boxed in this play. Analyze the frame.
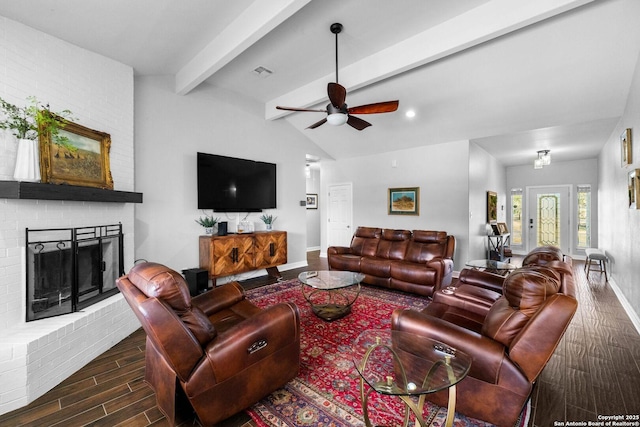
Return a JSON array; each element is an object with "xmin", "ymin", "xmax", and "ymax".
[{"xmin": 197, "ymin": 152, "xmax": 276, "ymax": 212}]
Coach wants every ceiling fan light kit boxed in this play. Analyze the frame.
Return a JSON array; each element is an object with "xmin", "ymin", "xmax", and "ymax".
[{"xmin": 276, "ymin": 23, "xmax": 399, "ymax": 131}]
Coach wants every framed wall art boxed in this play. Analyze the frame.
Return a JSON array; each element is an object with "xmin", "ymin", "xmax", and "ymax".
[
  {"xmin": 39, "ymin": 119, "xmax": 113, "ymax": 189},
  {"xmin": 388, "ymin": 187, "xmax": 419, "ymax": 215},
  {"xmin": 621, "ymin": 128, "xmax": 632, "ymax": 167},
  {"xmin": 497, "ymin": 222, "xmax": 509, "ymax": 235},
  {"xmin": 487, "ymin": 191, "xmax": 498, "ymax": 223},
  {"xmin": 306, "ymin": 193, "xmax": 318, "ymax": 209},
  {"xmin": 629, "ymin": 169, "xmax": 640, "ymax": 209}
]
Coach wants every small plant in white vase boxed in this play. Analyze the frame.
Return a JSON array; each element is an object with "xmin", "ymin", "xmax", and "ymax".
[
  {"xmin": 259, "ymin": 214, "xmax": 277, "ymax": 230},
  {"xmin": 0, "ymin": 96, "xmax": 74, "ymax": 182},
  {"xmin": 195, "ymin": 214, "xmax": 219, "ymax": 234}
]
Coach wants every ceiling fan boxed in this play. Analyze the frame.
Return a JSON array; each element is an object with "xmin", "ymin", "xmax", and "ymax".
[{"xmin": 276, "ymin": 23, "xmax": 399, "ymax": 131}]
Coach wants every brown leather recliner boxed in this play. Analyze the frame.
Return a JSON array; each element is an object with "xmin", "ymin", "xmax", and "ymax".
[
  {"xmin": 391, "ymin": 265, "xmax": 577, "ymax": 426},
  {"xmin": 116, "ymin": 262, "xmax": 300, "ymax": 426}
]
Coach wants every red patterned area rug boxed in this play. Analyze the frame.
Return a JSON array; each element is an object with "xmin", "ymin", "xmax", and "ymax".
[{"xmin": 245, "ymin": 279, "xmax": 530, "ymax": 427}]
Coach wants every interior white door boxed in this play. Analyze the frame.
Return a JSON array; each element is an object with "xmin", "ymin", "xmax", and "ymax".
[
  {"xmin": 327, "ymin": 183, "xmax": 353, "ymax": 247},
  {"xmin": 527, "ymin": 185, "xmax": 571, "ymax": 254}
]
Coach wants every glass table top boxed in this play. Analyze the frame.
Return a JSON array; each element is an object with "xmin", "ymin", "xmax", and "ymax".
[
  {"xmin": 298, "ymin": 270, "xmax": 365, "ymax": 290},
  {"xmin": 465, "ymin": 259, "xmax": 517, "ymax": 270},
  {"xmin": 352, "ymin": 329, "xmax": 471, "ymax": 396}
]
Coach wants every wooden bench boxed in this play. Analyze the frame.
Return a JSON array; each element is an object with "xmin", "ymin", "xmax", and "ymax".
[{"xmin": 584, "ymin": 248, "xmax": 608, "ymax": 281}]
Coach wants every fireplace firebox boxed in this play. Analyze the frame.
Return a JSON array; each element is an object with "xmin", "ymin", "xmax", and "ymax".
[{"xmin": 26, "ymin": 223, "xmax": 124, "ymax": 322}]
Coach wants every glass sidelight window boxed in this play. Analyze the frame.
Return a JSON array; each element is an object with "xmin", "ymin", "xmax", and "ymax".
[
  {"xmin": 510, "ymin": 189, "xmax": 523, "ymax": 246},
  {"xmin": 577, "ymin": 185, "xmax": 591, "ymax": 249}
]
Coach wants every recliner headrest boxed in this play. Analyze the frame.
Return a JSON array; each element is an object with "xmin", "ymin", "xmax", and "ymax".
[
  {"xmin": 382, "ymin": 229, "xmax": 411, "ymax": 241},
  {"xmin": 412, "ymin": 230, "xmax": 447, "ymax": 243},
  {"xmin": 502, "ymin": 268, "xmax": 560, "ymax": 316},
  {"xmin": 355, "ymin": 227, "xmax": 382, "ymax": 238},
  {"xmin": 128, "ymin": 262, "xmax": 191, "ymax": 311}
]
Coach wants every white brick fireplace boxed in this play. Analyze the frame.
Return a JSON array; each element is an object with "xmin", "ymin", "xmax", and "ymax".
[{"xmin": 0, "ymin": 17, "xmax": 140, "ymax": 415}]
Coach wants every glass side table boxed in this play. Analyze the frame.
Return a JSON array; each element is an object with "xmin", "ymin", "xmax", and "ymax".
[
  {"xmin": 353, "ymin": 329, "xmax": 471, "ymax": 427},
  {"xmin": 465, "ymin": 259, "xmax": 517, "ymax": 275}
]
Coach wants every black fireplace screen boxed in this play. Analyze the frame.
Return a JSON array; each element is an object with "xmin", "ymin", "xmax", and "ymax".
[{"xmin": 26, "ymin": 223, "xmax": 124, "ymax": 322}]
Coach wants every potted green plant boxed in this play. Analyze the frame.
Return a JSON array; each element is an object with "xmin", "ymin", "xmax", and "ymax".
[
  {"xmin": 259, "ymin": 213, "xmax": 277, "ymax": 230},
  {"xmin": 0, "ymin": 96, "xmax": 74, "ymax": 182},
  {"xmin": 195, "ymin": 214, "xmax": 220, "ymax": 234}
]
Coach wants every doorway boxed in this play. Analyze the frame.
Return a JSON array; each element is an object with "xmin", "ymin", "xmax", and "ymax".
[{"xmin": 526, "ymin": 185, "xmax": 571, "ymax": 254}]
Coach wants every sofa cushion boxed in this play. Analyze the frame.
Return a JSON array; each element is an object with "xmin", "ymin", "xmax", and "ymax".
[
  {"xmin": 361, "ymin": 256, "xmax": 392, "ymax": 278},
  {"xmin": 404, "ymin": 231, "xmax": 448, "ymax": 263},
  {"xmin": 350, "ymin": 227, "xmax": 382, "ymax": 257},
  {"xmin": 390, "ymin": 261, "xmax": 437, "ymax": 285},
  {"xmin": 375, "ymin": 229, "xmax": 411, "ymax": 260}
]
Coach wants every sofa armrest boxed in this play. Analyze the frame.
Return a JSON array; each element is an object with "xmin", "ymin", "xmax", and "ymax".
[
  {"xmin": 327, "ymin": 246, "xmax": 352, "ymax": 256},
  {"xmin": 192, "ymin": 282, "xmax": 245, "ymax": 316},
  {"xmin": 391, "ymin": 308, "xmax": 508, "ymax": 384},
  {"xmin": 426, "ymin": 258, "xmax": 454, "ymax": 289},
  {"xmin": 456, "ymin": 268, "xmax": 505, "ymax": 293},
  {"xmin": 200, "ymin": 302, "xmax": 300, "ymax": 384}
]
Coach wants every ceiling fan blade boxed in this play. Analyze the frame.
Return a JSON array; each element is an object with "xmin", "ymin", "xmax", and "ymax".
[
  {"xmin": 306, "ymin": 118, "xmax": 327, "ymax": 129},
  {"xmin": 276, "ymin": 106, "xmax": 327, "ymax": 113},
  {"xmin": 347, "ymin": 115, "xmax": 371, "ymax": 131},
  {"xmin": 327, "ymin": 82, "xmax": 346, "ymax": 108},
  {"xmin": 348, "ymin": 100, "xmax": 399, "ymax": 115}
]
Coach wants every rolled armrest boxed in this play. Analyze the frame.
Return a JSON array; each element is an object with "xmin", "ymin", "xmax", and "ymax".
[
  {"xmin": 391, "ymin": 308, "xmax": 507, "ymax": 384},
  {"xmin": 191, "ymin": 282, "xmax": 245, "ymax": 316},
  {"xmin": 457, "ymin": 268, "xmax": 505, "ymax": 293},
  {"xmin": 203, "ymin": 302, "xmax": 300, "ymax": 383}
]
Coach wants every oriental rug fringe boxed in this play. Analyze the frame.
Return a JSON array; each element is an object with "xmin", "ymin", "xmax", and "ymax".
[{"xmin": 245, "ymin": 279, "xmax": 530, "ymax": 427}]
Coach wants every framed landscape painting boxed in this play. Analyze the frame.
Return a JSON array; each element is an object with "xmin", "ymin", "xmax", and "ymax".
[
  {"xmin": 39, "ymin": 119, "xmax": 114, "ymax": 189},
  {"xmin": 388, "ymin": 187, "xmax": 419, "ymax": 215}
]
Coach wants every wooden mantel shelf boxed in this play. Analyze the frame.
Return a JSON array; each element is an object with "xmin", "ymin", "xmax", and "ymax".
[{"xmin": 0, "ymin": 181, "xmax": 143, "ymax": 203}]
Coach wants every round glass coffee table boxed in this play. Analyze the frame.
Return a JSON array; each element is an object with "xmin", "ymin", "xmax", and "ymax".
[
  {"xmin": 353, "ymin": 329, "xmax": 471, "ymax": 427},
  {"xmin": 466, "ymin": 259, "xmax": 517, "ymax": 274},
  {"xmin": 298, "ymin": 270, "xmax": 364, "ymax": 321}
]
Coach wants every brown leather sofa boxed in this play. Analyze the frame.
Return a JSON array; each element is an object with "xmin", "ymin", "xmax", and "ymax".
[
  {"xmin": 391, "ymin": 260, "xmax": 577, "ymax": 426},
  {"xmin": 116, "ymin": 262, "xmax": 300, "ymax": 426},
  {"xmin": 327, "ymin": 227, "xmax": 456, "ymax": 297}
]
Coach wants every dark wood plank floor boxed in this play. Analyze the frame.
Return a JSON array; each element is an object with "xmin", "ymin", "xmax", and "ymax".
[{"xmin": 1, "ymin": 252, "xmax": 638, "ymax": 426}]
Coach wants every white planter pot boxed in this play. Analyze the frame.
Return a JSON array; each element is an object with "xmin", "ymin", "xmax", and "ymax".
[{"xmin": 13, "ymin": 138, "xmax": 41, "ymax": 182}]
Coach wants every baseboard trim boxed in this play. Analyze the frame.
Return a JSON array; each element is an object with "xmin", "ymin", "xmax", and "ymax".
[
  {"xmin": 306, "ymin": 246, "xmax": 321, "ymax": 252},
  {"xmin": 608, "ymin": 277, "xmax": 640, "ymax": 334}
]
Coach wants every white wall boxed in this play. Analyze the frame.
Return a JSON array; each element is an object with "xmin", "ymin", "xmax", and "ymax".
[
  {"xmin": 134, "ymin": 76, "xmax": 317, "ymax": 277},
  {"xmin": 598, "ymin": 50, "xmax": 640, "ymax": 323},
  {"xmin": 320, "ymin": 140, "xmax": 471, "ymax": 268},
  {"xmin": 0, "ymin": 16, "xmax": 139, "ymax": 415},
  {"xmin": 469, "ymin": 142, "xmax": 507, "ymax": 260},
  {"xmin": 306, "ymin": 167, "xmax": 321, "ymax": 250},
  {"xmin": 506, "ymin": 158, "xmax": 599, "ymax": 255}
]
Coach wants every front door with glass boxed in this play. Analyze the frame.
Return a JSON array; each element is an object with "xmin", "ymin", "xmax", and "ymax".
[{"xmin": 527, "ymin": 186, "xmax": 571, "ymax": 254}]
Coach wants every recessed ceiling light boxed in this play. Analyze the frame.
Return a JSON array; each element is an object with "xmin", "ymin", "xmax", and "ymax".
[{"xmin": 405, "ymin": 110, "xmax": 416, "ymax": 118}]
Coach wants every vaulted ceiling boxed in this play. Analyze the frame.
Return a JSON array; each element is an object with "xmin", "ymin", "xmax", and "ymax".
[{"xmin": 1, "ymin": 0, "xmax": 639, "ymax": 166}]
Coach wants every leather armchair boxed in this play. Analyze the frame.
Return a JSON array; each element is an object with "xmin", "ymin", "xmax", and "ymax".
[
  {"xmin": 391, "ymin": 265, "xmax": 577, "ymax": 426},
  {"xmin": 116, "ymin": 262, "xmax": 300, "ymax": 426}
]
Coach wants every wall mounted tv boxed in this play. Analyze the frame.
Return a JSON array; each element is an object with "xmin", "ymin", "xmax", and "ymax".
[{"xmin": 197, "ymin": 152, "xmax": 276, "ymax": 212}]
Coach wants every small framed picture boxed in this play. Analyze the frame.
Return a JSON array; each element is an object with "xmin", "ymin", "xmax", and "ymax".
[
  {"xmin": 487, "ymin": 191, "xmax": 498, "ymax": 224},
  {"xmin": 497, "ymin": 222, "xmax": 509, "ymax": 235},
  {"xmin": 388, "ymin": 187, "xmax": 419, "ymax": 215},
  {"xmin": 621, "ymin": 128, "xmax": 632, "ymax": 167},
  {"xmin": 306, "ymin": 193, "xmax": 318, "ymax": 209},
  {"xmin": 491, "ymin": 224, "xmax": 501, "ymax": 235}
]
